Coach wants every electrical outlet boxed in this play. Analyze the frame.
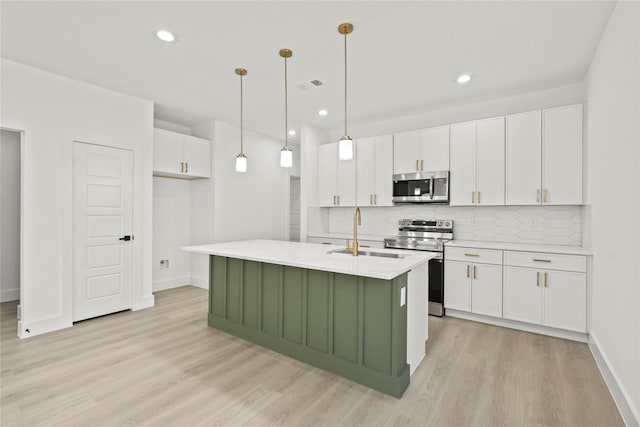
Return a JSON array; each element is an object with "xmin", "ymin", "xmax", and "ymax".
[{"xmin": 160, "ymin": 259, "xmax": 169, "ymax": 269}]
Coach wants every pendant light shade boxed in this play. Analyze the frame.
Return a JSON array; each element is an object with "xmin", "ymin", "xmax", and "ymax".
[
  {"xmin": 338, "ymin": 23, "xmax": 354, "ymax": 161},
  {"xmin": 280, "ymin": 147, "xmax": 293, "ymax": 168},
  {"xmin": 338, "ymin": 136, "xmax": 353, "ymax": 160},
  {"xmin": 235, "ymin": 68, "xmax": 248, "ymax": 173},
  {"xmin": 279, "ymin": 48, "xmax": 293, "ymax": 168},
  {"xmin": 235, "ymin": 154, "xmax": 247, "ymax": 173}
]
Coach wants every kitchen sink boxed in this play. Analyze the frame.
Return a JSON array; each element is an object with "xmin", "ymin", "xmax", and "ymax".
[{"xmin": 328, "ymin": 248, "xmax": 409, "ymax": 259}]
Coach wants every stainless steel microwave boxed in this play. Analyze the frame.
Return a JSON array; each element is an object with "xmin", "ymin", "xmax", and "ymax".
[{"xmin": 392, "ymin": 171, "xmax": 450, "ymax": 204}]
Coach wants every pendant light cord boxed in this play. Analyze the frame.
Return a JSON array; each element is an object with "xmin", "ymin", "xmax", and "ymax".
[
  {"xmin": 285, "ymin": 56, "xmax": 288, "ymax": 149},
  {"xmin": 344, "ymin": 31, "xmax": 348, "ymax": 136},
  {"xmin": 240, "ymin": 73, "xmax": 244, "ymax": 155}
]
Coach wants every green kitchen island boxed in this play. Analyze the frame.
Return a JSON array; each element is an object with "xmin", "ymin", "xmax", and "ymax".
[{"xmin": 183, "ymin": 239, "xmax": 433, "ymax": 398}]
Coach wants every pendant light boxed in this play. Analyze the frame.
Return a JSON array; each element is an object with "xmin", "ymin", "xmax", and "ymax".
[
  {"xmin": 279, "ymin": 48, "xmax": 293, "ymax": 168},
  {"xmin": 235, "ymin": 68, "xmax": 248, "ymax": 173},
  {"xmin": 338, "ymin": 22, "xmax": 354, "ymax": 160}
]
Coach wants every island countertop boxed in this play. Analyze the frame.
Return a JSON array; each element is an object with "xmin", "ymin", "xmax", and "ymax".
[{"xmin": 183, "ymin": 239, "xmax": 434, "ymax": 280}]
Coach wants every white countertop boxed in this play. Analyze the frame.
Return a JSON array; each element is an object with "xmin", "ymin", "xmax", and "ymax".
[
  {"xmin": 183, "ymin": 239, "xmax": 434, "ymax": 280},
  {"xmin": 307, "ymin": 232, "xmax": 391, "ymax": 242},
  {"xmin": 446, "ymin": 240, "xmax": 592, "ymax": 256}
]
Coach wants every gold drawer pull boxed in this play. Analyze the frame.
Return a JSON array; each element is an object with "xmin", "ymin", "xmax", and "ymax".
[
  {"xmin": 464, "ymin": 253, "xmax": 480, "ymax": 257},
  {"xmin": 544, "ymin": 272, "xmax": 548, "ymax": 287},
  {"xmin": 360, "ymin": 245, "xmax": 370, "ymax": 248},
  {"xmin": 473, "ymin": 265, "xmax": 477, "ymax": 279},
  {"xmin": 466, "ymin": 265, "xmax": 470, "ymax": 278},
  {"xmin": 471, "ymin": 192, "xmax": 475, "ymax": 204},
  {"xmin": 533, "ymin": 259, "xmax": 551, "ymax": 263},
  {"xmin": 185, "ymin": 162, "xmax": 188, "ymax": 173},
  {"xmin": 536, "ymin": 272, "xmax": 540, "ymax": 287},
  {"xmin": 544, "ymin": 189, "xmax": 548, "ymax": 203},
  {"xmin": 478, "ymin": 191, "xmax": 481, "ymax": 204},
  {"xmin": 321, "ymin": 242, "xmax": 332, "ymax": 245},
  {"xmin": 536, "ymin": 189, "xmax": 540, "ymax": 203},
  {"xmin": 421, "ymin": 159, "xmax": 424, "ymax": 171},
  {"xmin": 374, "ymin": 194, "xmax": 377, "ymax": 205},
  {"xmin": 181, "ymin": 162, "xmax": 185, "ymax": 173},
  {"xmin": 416, "ymin": 160, "xmax": 419, "ymax": 171}
]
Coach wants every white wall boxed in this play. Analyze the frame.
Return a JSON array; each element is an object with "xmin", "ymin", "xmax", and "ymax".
[
  {"xmin": 585, "ymin": 2, "xmax": 640, "ymax": 425},
  {"xmin": 0, "ymin": 59, "xmax": 154, "ymax": 338},
  {"xmin": 152, "ymin": 177, "xmax": 191, "ymax": 291},
  {"xmin": 300, "ymin": 123, "xmax": 328, "ymax": 242},
  {"xmin": 187, "ymin": 120, "xmax": 290, "ymax": 286},
  {"xmin": 0, "ymin": 129, "xmax": 21, "ymax": 302}
]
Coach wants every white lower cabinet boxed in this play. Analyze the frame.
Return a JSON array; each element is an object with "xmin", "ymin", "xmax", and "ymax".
[
  {"xmin": 503, "ymin": 251, "xmax": 586, "ymax": 333},
  {"xmin": 444, "ymin": 259, "xmax": 502, "ymax": 318},
  {"xmin": 446, "ymin": 245, "xmax": 587, "ymax": 336}
]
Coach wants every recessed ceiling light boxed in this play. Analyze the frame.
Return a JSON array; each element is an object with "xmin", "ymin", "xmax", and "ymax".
[
  {"xmin": 288, "ymin": 130, "xmax": 296, "ymax": 136},
  {"xmin": 156, "ymin": 30, "xmax": 176, "ymax": 42},
  {"xmin": 456, "ymin": 74, "xmax": 472, "ymax": 84},
  {"xmin": 318, "ymin": 109, "xmax": 328, "ymax": 116}
]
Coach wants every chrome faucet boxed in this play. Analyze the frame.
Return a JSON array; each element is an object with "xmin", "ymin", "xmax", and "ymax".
[{"xmin": 346, "ymin": 206, "xmax": 362, "ymax": 256}]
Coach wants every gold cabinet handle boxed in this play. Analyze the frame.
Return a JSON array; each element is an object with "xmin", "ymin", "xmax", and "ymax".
[
  {"xmin": 533, "ymin": 259, "xmax": 551, "ymax": 263},
  {"xmin": 464, "ymin": 253, "xmax": 480, "ymax": 257},
  {"xmin": 536, "ymin": 271, "xmax": 540, "ymax": 287},
  {"xmin": 472, "ymin": 192, "xmax": 475, "ymax": 204},
  {"xmin": 478, "ymin": 191, "xmax": 481, "ymax": 204},
  {"xmin": 536, "ymin": 189, "xmax": 540, "ymax": 203},
  {"xmin": 544, "ymin": 189, "xmax": 548, "ymax": 203},
  {"xmin": 421, "ymin": 160, "xmax": 424, "ymax": 171},
  {"xmin": 337, "ymin": 195, "xmax": 340, "ymax": 205},
  {"xmin": 185, "ymin": 162, "xmax": 188, "ymax": 173},
  {"xmin": 370, "ymin": 194, "xmax": 373, "ymax": 205},
  {"xmin": 181, "ymin": 162, "xmax": 184, "ymax": 173},
  {"xmin": 466, "ymin": 265, "xmax": 470, "ymax": 278},
  {"xmin": 473, "ymin": 265, "xmax": 477, "ymax": 279},
  {"xmin": 374, "ymin": 194, "xmax": 377, "ymax": 205},
  {"xmin": 360, "ymin": 244, "xmax": 370, "ymax": 248},
  {"xmin": 333, "ymin": 195, "xmax": 336, "ymax": 205},
  {"xmin": 416, "ymin": 159, "xmax": 419, "ymax": 171},
  {"xmin": 321, "ymin": 242, "xmax": 332, "ymax": 245},
  {"xmin": 544, "ymin": 272, "xmax": 548, "ymax": 287}
]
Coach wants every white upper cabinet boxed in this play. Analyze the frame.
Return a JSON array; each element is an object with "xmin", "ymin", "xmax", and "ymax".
[
  {"xmin": 543, "ymin": 104, "xmax": 583, "ymax": 205},
  {"xmin": 317, "ymin": 142, "xmax": 356, "ymax": 207},
  {"xmin": 450, "ymin": 117, "xmax": 505, "ymax": 206},
  {"xmin": 506, "ymin": 104, "xmax": 583, "ymax": 205},
  {"xmin": 450, "ymin": 121, "xmax": 477, "ymax": 206},
  {"xmin": 506, "ymin": 111, "xmax": 542, "ymax": 205},
  {"xmin": 153, "ymin": 128, "xmax": 211, "ymax": 179},
  {"xmin": 394, "ymin": 125, "xmax": 449, "ymax": 174},
  {"xmin": 356, "ymin": 135, "xmax": 393, "ymax": 206}
]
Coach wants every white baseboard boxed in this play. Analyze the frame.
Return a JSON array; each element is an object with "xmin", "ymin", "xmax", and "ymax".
[
  {"xmin": 0, "ymin": 288, "xmax": 19, "ymax": 302},
  {"xmin": 133, "ymin": 294, "xmax": 154, "ymax": 311},
  {"xmin": 152, "ymin": 276, "xmax": 191, "ymax": 292},
  {"xmin": 189, "ymin": 276, "xmax": 208, "ymax": 289},
  {"xmin": 589, "ymin": 332, "xmax": 640, "ymax": 427},
  {"xmin": 17, "ymin": 315, "xmax": 72, "ymax": 339},
  {"xmin": 445, "ymin": 309, "xmax": 589, "ymax": 342}
]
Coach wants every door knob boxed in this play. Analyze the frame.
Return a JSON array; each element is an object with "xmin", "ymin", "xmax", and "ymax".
[{"xmin": 119, "ymin": 235, "xmax": 133, "ymax": 241}]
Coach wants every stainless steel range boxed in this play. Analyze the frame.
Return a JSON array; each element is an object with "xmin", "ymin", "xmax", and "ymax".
[{"xmin": 384, "ymin": 219, "xmax": 453, "ymax": 317}]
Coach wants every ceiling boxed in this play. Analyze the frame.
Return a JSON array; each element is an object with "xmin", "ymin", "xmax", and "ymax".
[{"xmin": 1, "ymin": 1, "xmax": 615, "ymax": 142}]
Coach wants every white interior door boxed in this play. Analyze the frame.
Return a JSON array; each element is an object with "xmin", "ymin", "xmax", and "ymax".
[{"xmin": 73, "ymin": 142, "xmax": 133, "ymax": 322}]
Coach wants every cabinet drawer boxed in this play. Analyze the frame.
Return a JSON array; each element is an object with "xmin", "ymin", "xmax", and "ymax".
[
  {"xmin": 358, "ymin": 239, "xmax": 385, "ymax": 249},
  {"xmin": 503, "ymin": 251, "xmax": 586, "ymax": 272},
  {"xmin": 445, "ymin": 247, "xmax": 503, "ymax": 264},
  {"xmin": 307, "ymin": 237, "xmax": 346, "ymax": 246}
]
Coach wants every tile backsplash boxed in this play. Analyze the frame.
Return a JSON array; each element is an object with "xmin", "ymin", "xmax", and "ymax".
[{"xmin": 309, "ymin": 205, "xmax": 582, "ymax": 246}]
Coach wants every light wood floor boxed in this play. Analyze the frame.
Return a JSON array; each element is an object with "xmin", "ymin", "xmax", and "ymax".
[{"xmin": 1, "ymin": 286, "xmax": 623, "ymax": 426}]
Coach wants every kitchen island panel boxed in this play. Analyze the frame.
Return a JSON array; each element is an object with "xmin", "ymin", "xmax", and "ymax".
[
  {"xmin": 283, "ymin": 266, "xmax": 304, "ymax": 345},
  {"xmin": 260, "ymin": 263, "xmax": 280, "ymax": 337},
  {"xmin": 306, "ymin": 269, "xmax": 330, "ymax": 353},
  {"xmin": 333, "ymin": 274, "xmax": 359, "ymax": 364},
  {"xmin": 207, "ymin": 255, "xmax": 410, "ymax": 398}
]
